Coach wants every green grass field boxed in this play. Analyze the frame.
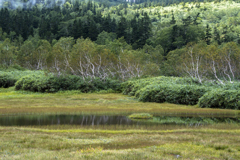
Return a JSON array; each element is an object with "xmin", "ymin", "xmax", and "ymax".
[
  {"xmin": 0, "ymin": 87, "xmax": 239, "ymax": 116},
  {"xmin": 0, "ymin": 87, "xmax": 240, "ymax": 159}
]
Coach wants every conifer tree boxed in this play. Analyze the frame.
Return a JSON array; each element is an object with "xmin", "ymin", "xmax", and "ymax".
[
  {"xmin": 116, "ymin": 16, "xmax": 127, "ymax": 39},
  {"xmin": 213, "ymin": 27, "xmax": 221, "ymax": 45},
  {"xmin": 170, "ymin": 10, "xmax": 176, "ymax": 25},
  {"xmin": 205, "ymin": 24, "xmax": 211, "ymax": 45}
]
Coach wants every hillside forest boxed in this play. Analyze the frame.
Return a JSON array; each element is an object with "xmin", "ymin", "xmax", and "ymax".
[{"xmin": 1, "ymin": 0, "xmax": 240, "ymax": 84}]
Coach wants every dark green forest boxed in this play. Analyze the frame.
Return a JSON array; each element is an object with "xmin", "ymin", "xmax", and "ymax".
[{"xmin": 1, "ymin": 0, "xmax": 240, "ymax": 84}]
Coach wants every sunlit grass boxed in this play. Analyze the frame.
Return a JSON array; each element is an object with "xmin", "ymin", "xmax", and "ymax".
[
  {"xmin": 0, "ymin": 87, "xmax": 239, "ymax": 116},
  {"xmin": 0, "ymin": 126, "xmax": 240, "ymax": 159},
  {"xmin": 24, "ymin": 123, "xmax": 240, "ymax": 130}
]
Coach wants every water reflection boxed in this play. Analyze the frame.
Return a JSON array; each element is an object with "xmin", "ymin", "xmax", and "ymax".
[
  {"xmin": 0, "ymin": 114, "xmax": 239, "ymax": 126},
  {"xmin": 0, "ymin": 115, "xmax": 135, "ymax": 126}
]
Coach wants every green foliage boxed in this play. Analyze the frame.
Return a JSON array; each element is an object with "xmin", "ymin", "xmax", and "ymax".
[
  {"xmin": 0, "ymin": 72, "xmax": 16, "ymax": 88},
  {"xmin": 221, "ymin": 82, "xmax": 240, "ymax": 90},
  {"xmin": 198, "ymin": 89, "xmax": 240, "ymax": 109},
  {"xmin": 15, "ymin": 74, "xmax": 122, "ymax": 93},
  {"xmin": 122, "ymin": 76, "xmax": 208, "ymax": 105},
  {"xmin": 15, "ymin": 74, "xmax": 46, "ymax": 91},
  {"xmin": 129, "ymin": 113, "xmax": 153, "ymax": 119},
  {"xmin": 137, "ymin": 84, "xmax": 208, "ymax": 105},
  {"xmin": 96, "ymin": 31, "xmax": 117, "ymax": 45},
  {"xmin": 122, "ymin": 76, "xmax": 202, "ymax": 96},
  {"xmin": 122, "ymin": 76, "xmax": 240, "ymax": 108},
  {"xmin": 0, "ymin": 70, "xmax": 43, "ymax": 88},
  {"xmin": 150, "ymin": 116, "xmax": 239, "ymax": 125},
  {"xmin": 2, "ymin": 1, "xmax": 240, "ymax": 81}
]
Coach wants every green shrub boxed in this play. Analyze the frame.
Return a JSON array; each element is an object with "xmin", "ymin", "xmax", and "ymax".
[
  {"xmin": 122, "ymin": 76, "xmax": 203, "ymax": 96},
  {"xmin": 137, "ymin": 84, "xmax": 209, "ymax": 105},
  {"xmin": 122, "ymin": 77, "xmax": 172, "ymax": 96},
  {"xmin": 198, "ymin": 89, "xmax": 240, "ymax": 109},
  {"xmin": 0, "ymin": 70, "xmax": 45, "ymax": 88},
  {"xmin": 121, "ymin": 76, "xmax": 240, "ymax": 107},
  {"xmin": 15, "ymin": 75, "xmax": 122, "ymax": 93},
  {"xmin": 15, "ymin": 74, "xmax": 45, "ymax": 91},
  {"xmin": 0, "ymin": 64, "xmax": 26, "ymax": 71},
  {"xmin": 0, "ymin": 73, "xmax": 17, "ymax": 88},
  {"xmin": 221, "ymin": 82, "xmax": 240, "ymax": 90}
]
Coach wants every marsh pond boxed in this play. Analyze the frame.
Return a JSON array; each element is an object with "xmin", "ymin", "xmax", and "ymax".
[{"xmin": 1, "ymin": 114, "xmax": 239, "ymax": 128}]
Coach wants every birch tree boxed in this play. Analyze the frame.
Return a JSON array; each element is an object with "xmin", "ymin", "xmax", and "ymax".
[
  {"xmin": 34, "ymin": 40, "xmax": 51, "ymax": 70},
  {"xmin": 0, "ymin": 38, "xmax": 17, "ymax": 67},
  {"xmin": 49, "ymin": 37, "xmax": 74, "ymax": 75},
  {"xmin": 219, "ymin": 42, "xmax": 240, "ymax": 82},
  {"xmin": 181, "ymin": 42, "xmax": 207, "ymax": 83}
]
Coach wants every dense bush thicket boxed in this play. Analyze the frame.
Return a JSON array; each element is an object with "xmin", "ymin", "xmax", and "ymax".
[
  {"xmin": 122, "ymin": 76, "xmax": 240, "ymax": 108},
  {"xmin": 15, "ymin": 74, "xmax": 121, "ymax": 93},
  {"xmin": 122, "ymin": 76, "xmax": 202, "ymax": 96},
  {"xmin": 137, "ymin": 84, "xmax": 208, "ymax": 105},
  {"xmin": 198, "ymin": 90, "xmax": 240, "ymax": 110},
  {"xmin": 0, "ymin": 73, "xmax": 17, "ymax": 88},
  {"xmin": 0, "ymin": 71, "xmax": 44, "ymax": 88},
  {"xmin": 221, "ymin": 83, "xmax": 240, "ymax": 91}
]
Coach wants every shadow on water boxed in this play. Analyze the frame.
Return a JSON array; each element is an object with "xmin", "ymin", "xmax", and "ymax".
[{"xmin": 0, "ymin": 114, "xmax": 240, "ymax": 127}]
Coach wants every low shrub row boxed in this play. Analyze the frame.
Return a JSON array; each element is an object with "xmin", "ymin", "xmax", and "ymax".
[
  {"xmin": 198, "ymin": 89, "xmax": 240, "ymax": 110},
  {"xmin": 0, "ymin": 71, "xmax": 44, "ymax": 88},
  {"xmin": 15, "ymin": 74, "xmax": 121, "ymax": 93},
  {"xmin": 3, "ymin": 70, "xmax": 240, "ymax": 110},
  {"xmin": 122, "ymin": 76, "xmax": 240, "ymax": 109},
  {"xmin": 0, "ymin": 73, "xmax": 17, "ymax": 88},
  {"xmin": 122, "ymin": 76, "xmax": 202, "ymax": 96},
  {"xmin": 136, "ymin": 84, "xmax": 209, "ymax": 105}
]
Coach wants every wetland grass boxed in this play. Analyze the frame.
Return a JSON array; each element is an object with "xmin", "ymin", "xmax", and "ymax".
[
  {"xmin": 1, "ymin": 87, "xmax": 240, "ymax": 159},
  {"xmin": 129, "ymin": 113, "xmax": 153, "ymax": 119},
  {"xmin": 0, "ymin": 126, "xmax": 240, "ymax": 159},
  {"xmin": 0, "ymin": 87, "xmax": 239, "ymax": 116}
]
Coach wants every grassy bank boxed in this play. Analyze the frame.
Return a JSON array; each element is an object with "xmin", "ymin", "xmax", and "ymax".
[{"xmin": 0, "ymin": 87, "xmax": 239, "ymax": 116}]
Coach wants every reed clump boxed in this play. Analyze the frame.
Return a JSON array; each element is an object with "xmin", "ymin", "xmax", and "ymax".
[{"xmin": 129, "ymin": 113, "xmax": 153, "ymax": 119}]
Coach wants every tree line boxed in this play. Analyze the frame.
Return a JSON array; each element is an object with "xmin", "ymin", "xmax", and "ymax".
[
  {"xmin": 0, "ymin": 2, "xmax": 151, "ymax": 49},
  {"xmin": 1, "ymin": 0, "xmax": 240, "ymax": 83}
]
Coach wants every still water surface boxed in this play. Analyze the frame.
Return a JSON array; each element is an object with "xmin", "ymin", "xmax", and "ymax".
[{"xmin": 0, "ymin": 114, "xmax": 239, "ymax": 126}]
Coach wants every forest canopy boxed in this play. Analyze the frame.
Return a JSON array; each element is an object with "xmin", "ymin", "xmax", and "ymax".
[{"xmin": 1, "ymin": 0, "xmax": 240, "ymax": 84}]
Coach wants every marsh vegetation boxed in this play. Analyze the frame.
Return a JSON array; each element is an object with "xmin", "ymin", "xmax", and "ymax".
[{"xmin": 0, "ymin": 85, "xmax": 240, "ymax": 159}]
